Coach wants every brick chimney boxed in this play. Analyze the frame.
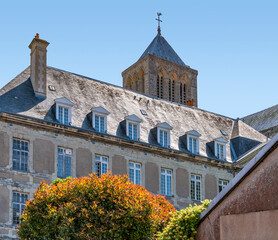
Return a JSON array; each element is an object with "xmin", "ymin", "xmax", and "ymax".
[{"xmin": 28, "ymin": 34, "xmax": 49, "ymax": 98}]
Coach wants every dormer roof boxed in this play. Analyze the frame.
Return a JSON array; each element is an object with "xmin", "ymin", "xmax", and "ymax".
[
  {"xmin": 55, "ymin": 97, "xmax": 74, "ymax": 106},
  {"xmin": 138, "ymin": 33, "xmax": 186, "ymax": 66},
  {"xmin": 91, "ymin": 106, "xmax": 110, "ymax": 115},
  {"xmin": 157, "ymin": 122, "xmax": 173, "ymax": 130},
  {"xmin": 215, "ymin": 137, "xmax": 228, "ymax": 144},
  {"xmin": 124, "ymin": 114, "xmax": 142, "ymax": 123},
  {"xmin": 186, "ymin": 130, "xmax": 201, "ymax": 137}
]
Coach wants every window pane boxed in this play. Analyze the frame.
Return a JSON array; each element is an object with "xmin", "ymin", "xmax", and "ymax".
[
  {"xmin": 166, "ymin": 174, "xmax": 171, "ymax": 196},
  {"xmin": 129, "ymin": 166, "xmax": 134, "ymax": 183},
  {"xmin": 133, "ymin": 124, "xmax": 138, "ymax": 140},
  {"xmin": 58, "ymin": 106, "xmax": 63, "ymax": 122},
  {"xmin": 163, "ymin": 131, "xmax": 168, "ymax": 147},
  {"xmin": 135, "ymin": 169, "xmax": 141, "ymax": 185},
  {"xmin": 95, "ymin": 115, "xmax": 100, "ymax": 132},
  {"xmin": 100, "ymin": 116, "xmax": 105, "ymax": 133},
  {"xmin": 161, "ymin": 174, "xmax": 165, "ymax": 195},
  {"xmin": 128, "ymin": 123, "xmax": 132, "ymax": 138},
  {"xmin": 159, "ymin": 130, "xmax": 163, "ymax": 145},
  {"xmin": 64, "ymin": 108, "xmax": 69, "ymax": 124}
]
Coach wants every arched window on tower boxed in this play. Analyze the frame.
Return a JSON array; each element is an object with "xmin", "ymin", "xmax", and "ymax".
[
  {"xmin": 181, "ymin": 74, "xmax": 189, "ymax": 105},
  {"xmin": 183, "ymin": 84, "xmax": 186, "ymax": 104},
  {"xmin": 180, "ymin": 83, "xmax": 183, "ymax": 104},
  {"xmin": 169, "ymin": 72, "xmax": 177, "ymax": 102},
  {"xmin": 157, "ymin": 70, "xmax": 164, "ymax": 98}
]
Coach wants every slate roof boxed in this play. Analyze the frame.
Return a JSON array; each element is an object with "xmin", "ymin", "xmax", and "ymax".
[
  {"xmin": 0, "ymin": 67, "xmax": 267, "ymax": 162},
  {"xmin": 138, "ymin": 33, "xmax": 186, "ymax": 66},
  {"xmin": 241, "ymin": 104, "xmax": 278, "ymax": 132}
]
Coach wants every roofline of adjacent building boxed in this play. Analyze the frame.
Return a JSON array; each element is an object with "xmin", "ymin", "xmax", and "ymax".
[
  {"xmin": 241, "ymin": 103, "xmax": 278, "ymax": 119},
  {"xmin": 199, "ymin": 133, "xmax": 278, "ymax": 221},
  {"xmin": 0, "ymin": 110, "xmax": 240, "ymax": 171}
]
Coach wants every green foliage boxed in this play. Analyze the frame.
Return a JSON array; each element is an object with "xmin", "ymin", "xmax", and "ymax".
[
  {"xmin": 156, "ymin": 200, "xmax": 210, "ymax": 240},
  {"xmin": 18, "ymin": 173, "xmax": 175, "ymax": 240},
  {"xmin": 51, "ymin": 176, "xmax": 72, "ymax": 186}
]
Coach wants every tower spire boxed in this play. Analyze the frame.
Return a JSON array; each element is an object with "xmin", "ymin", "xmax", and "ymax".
[{"xmin": 156, "ymin": 12, "xmax": 162, "ymax": 34}]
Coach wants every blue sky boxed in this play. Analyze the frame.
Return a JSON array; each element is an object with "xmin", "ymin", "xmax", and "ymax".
[{"xmin": 0, "ymin": 0, "xmax": 277, "ymax": 119}]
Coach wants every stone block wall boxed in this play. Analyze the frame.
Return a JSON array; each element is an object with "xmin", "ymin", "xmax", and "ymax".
[{"xmin": 0, "ymin": 121, "xmax": 233, "ymax": 239}]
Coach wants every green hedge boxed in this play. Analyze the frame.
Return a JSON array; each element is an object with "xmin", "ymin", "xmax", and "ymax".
[{"xmin": 156, "ymin": 200, "xmax": 210, "ymax": 240}]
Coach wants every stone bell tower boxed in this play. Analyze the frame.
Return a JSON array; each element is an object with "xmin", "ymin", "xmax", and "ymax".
[
  {"xmin": 122, "ymin": 14, "xmax": 198, "ymax": 107},
  {"xmin": 29, "ymin": 33, "xmax": 49, "ymax": 98}
]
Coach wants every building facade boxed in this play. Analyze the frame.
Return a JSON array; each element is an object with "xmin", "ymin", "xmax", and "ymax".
[{"xmin": 0, "ymin": 32, "xmax": 267, "ymax": 239}]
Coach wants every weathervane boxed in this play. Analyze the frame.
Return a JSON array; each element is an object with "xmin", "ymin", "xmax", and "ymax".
[{"xmin": 156, "ymin": 12, "xmax": 162, "ymax": 34}]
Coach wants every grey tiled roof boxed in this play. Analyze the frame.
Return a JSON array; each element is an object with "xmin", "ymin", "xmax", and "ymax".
[
  {"xmin": 241, "ymin": 104, "xmax": 278, "ymax": 132},
  {"xmin": 0, "ymin": 67, "xmax": 267, "ymax": 162},
  {"xmin": 138, "ymin": 33, "xmax": 186, "ymax": 66}
]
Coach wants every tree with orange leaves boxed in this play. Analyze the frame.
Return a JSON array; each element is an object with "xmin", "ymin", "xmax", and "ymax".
[{"xmin": 18, "ymin": 173, "xmax": 175, "ymax": 240}]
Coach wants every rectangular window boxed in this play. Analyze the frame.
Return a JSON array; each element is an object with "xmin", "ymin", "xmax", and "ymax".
[
  {"xmin": 159, "ymin": 129, "xmax": 168, "ymax": 147},
  {"xmin": 191, "ymin": 174, "xmax": 201, "ymax": 201},
  {"xmin": 12, "ymin": 192, "xmax": 28, "ymax": 225},
  {"xmin": 58, "ymin": 106, "xmax": 69, "ymax": 125},
  {"xmin": 189, "ymin": 137, "xmax": 197, "ymax": 154},
  {"xmin": 57, "ymin": 147, "xmax": 72, "ymax": 178},
  {"xmin": 95, "ymin": 155, "xmax": 108, "ymax": 177},
  {"xmin": 129, "ymin": 162, "xmax": 141, "ymax": 185},
  {"xmin": 95, "ymin": 115, "xmax": 105, "ymax": 133},
  {"xmin": 161, "ymin": 168, "xmax": 172, "ymax": 196},
  {"xmin": 216, "ymin": 143, "xmax": 224, "ymax": 160},
  {"xmin": 12, "ymin": 139, "xmax": 28, "ymax": 172},
  {"xmin": 219, "ymin": 179, "xmax": 229, "ymax": 192},
  {"xmin": 128, "ymin": 122, "xmax": 138, "ymax": 140}
]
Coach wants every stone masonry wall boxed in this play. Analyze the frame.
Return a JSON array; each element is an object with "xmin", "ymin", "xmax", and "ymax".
[{"xmin": 0, "ymin": 121, "xmax": 233, "ymax": 239}]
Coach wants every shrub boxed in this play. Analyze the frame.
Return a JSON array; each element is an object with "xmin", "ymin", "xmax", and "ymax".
[
  {"xmin": 18, "ymin": 173, "xmax": 175, "ymax": 240},
  {"xmin": 156, "ymin": 200, "xmax": 210, "ymax": 240}
]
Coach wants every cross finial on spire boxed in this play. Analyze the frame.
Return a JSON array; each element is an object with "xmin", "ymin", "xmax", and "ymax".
[{"xmin": 156, "ymin": 12, "xmax": 162, "ymax": 34}]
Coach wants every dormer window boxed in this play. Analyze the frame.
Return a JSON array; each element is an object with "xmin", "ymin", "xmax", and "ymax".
[
  {"xmin": 157, "ymin": 122, "xmax": 173, "ymax": 148},
  {"xmin": 186, "ymin": 130, "xmax": 201, "ymax": 154},
  {"xmin": 55, "ymin": 97, "xmax": 74, "ymax": 125},
  {"xmin": 124, "ymin": 114, "xmax": 142, "ymax": 141},
  {"xmin": 214, "ymin": 137, "xmax": 228, "ymax": 160},
  {"xmin": 92, "ymin": 107, "xmax": 110, "ymax": 133}
]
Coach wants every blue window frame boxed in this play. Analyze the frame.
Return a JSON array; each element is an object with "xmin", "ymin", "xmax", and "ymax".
[
  {"xmin": 13, "ymin": 192, "xmax": 28, "ymax": 225},
  {"xmin": 95, "ymin": 115, "xmax": 105, "ymax": 133},
  {"xmin": 57, "ymin": 147, "xmax": 72, "ymax": 178},
  {"xmin": 58, "ymin": 106, "xmax": 69, "ymax": 125},
  {"xmin": 189, "ymin": 137, "xmax": 197, "ymax": 154},
  {"xmin": 128, "ymin": 122, "xmax": 138, "ymax": 140},
  {"xmin": 159, "ymin": 129, "xmax": 168, "ymax": 147},
  {"xmin": 95, "ymin": 155, "xmax": 108, "ymax": 177},
  {"xmin": 12, "ymin": 139, "xmax": 28, "ymax": 172},
  {"xmin": 129, "ymin": 162, "xmax": 141, "ymax": 185},
  {"xmin": 161, "ymin": 169, "xmax": 172, "ymax": 196}
]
